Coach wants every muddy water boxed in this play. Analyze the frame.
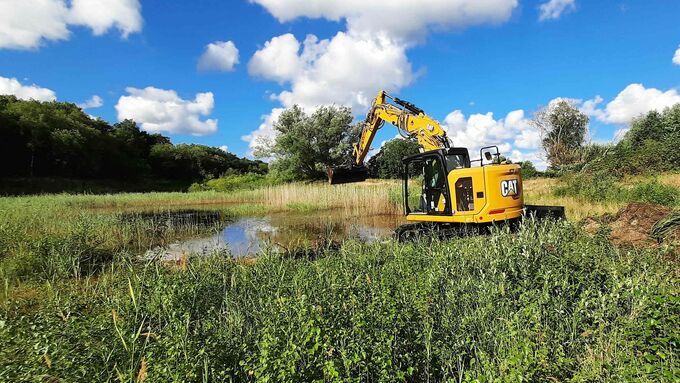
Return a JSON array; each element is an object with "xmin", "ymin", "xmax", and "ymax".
[{"xmin": 142, "ymin": 209, "xmax": 406, "ymax": 260}]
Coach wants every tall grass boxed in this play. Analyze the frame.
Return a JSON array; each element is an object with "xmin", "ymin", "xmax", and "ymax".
[{"xmin": 1, "ymin": 221, "xmax": 677, "ymax": 381}]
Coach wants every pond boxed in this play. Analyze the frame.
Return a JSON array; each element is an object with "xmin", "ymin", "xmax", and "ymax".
[{"xmin": 136, "ymin": 208, "xmax": 406, "ymax": 260}]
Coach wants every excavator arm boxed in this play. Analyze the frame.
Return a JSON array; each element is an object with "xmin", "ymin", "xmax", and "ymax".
[{"xmin": 329, "ymin": 90, "xmax": 450, "ymax": 184}]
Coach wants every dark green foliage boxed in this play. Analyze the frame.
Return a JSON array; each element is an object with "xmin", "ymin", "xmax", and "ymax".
[
  {"xmin": 1, "ymin": 221, "xmax": 677, "ymax": 381},
  {"xmin": 580, "ymin": 104, "xmax": 680, "ymax": 176},
  {"xmin": 518, "ymin": 160, "xmax": 541, "ymax": 178},
  {"xmin": 367, "ymin": 138, "xmax": 420, "ymax": 178},
  {"xmin": 629, "ymin": 180, "xmax": 680, "ymax": 206},
  {"xmin": 0, "ymin": 96, "xmax": 266, "ymax": 185},
  {"xmin": 254, "ymin": 105, "xmax": 359, "ymax": 181},
  {"xmin": 148, "ymin": 144, "xmax": 266, "ymax": 181},
  {"xmin": 188, "ymin": 173, "xmax": 272, "ymax": 192}
]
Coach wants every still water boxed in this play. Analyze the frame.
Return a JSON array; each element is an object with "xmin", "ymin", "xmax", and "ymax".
[{"xmin": 142, "ymin": 209, "xmax": 406, "ymax": 260}]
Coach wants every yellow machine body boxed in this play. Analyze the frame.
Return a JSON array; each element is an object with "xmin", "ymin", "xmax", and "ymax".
[
  {"xmin": 405, "ymin": 163, "xmax": 524, "ymax": 224},
  {"xmin": 329, "ymin": 89, "xmax": 532, "ymax": 228}
]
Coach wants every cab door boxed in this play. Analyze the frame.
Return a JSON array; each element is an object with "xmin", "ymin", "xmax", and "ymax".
[{"xmin": 404, "ymin": 154, "xmax": 452, "ymax": 215}]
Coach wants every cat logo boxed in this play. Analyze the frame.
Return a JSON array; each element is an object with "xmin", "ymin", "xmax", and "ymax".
[{"xmin": 500, "ymin": 179, "xmax": 519, "ymax": 197}]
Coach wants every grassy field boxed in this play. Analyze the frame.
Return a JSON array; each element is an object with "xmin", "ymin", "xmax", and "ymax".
[{"xmin": 0, "ymin": 176, "xmax": 678, "ymax": 381}]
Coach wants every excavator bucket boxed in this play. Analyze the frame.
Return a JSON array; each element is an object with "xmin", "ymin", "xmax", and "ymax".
[{"xmin": 327, "ymin": 166, "xmax": 369, "ymax": 185}]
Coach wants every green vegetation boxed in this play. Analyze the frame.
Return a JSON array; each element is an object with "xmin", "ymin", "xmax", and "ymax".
[
  {"xmin": 547, "ymin": 104, "xmax": 680, "ymax": 176},
  {"xmin": 532, "ymin": 99, "xmax": 589, "ymax": 167},
  {"xmin": 1, "ymin": 218, "xmax": 677, "ymax": 381},
  {"xmin": 518, "ymin": 160, "xmax": 541, "ymax": 178},
  {"xmin": 0, "ymin": 96, "xmax": 266, "ymax": 192},
  {"xmin": 253, "ymin": 105, "xmax": 358, "ymax": 181},
  {"xmin": 189, "ymin": 173, "xmax": 272, "ymax": 192},
  {"xmin": 368, "ymin": 138, "xmax": 420, "ymax": 179},
  {"xmin": 555, "ymin": 172, "xmax": 680, "ymax": 207}
]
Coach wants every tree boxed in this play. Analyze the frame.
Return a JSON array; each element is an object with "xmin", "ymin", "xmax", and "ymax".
[
  {"xmin": 532, "ymin": 100, "xmax": 588, "ymax": 168},
  {"xmin": 254, "ymin": 105, "xmax": 357, "ymax": 181},
  {"xmin": 0, "ymin": 96, "xmax": 266, "ymax": 184},
  {"xmin": 367, "ymin": 138, "xmax": 420, "ymax": 178},
  {"xmin": 518, "ymin": 160, "xmax": 539, "ymax": 178}
]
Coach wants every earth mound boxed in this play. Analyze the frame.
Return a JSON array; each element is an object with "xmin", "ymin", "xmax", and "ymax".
[{"xmin": 583, "ymin": 202, "xmax": 673, "ymax": 247}]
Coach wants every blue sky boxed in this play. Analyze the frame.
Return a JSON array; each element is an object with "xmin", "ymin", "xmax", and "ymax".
[{"xmin": 1, "ymin": 0, "xmax": 679, "ymax": 167}]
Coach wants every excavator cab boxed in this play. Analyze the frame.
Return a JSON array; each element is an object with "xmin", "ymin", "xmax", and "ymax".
[{"xmin": 403, "ymin": 148, "xmax": 470, "ymax": 216}]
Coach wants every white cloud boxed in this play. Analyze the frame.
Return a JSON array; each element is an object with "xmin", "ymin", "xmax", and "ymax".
[
  {"xmin": 219, "ymin": 145, "xmax": 229, "ymax": 153},
  {"xmin": 0, "ymin": 75, "xmax": 56, "ymax": 101},
  {"xmin": 198, "ymin": 41, "xmax": 239, "ymax": 72},
  {"xmin": 582, "ymin": 84, "xmax": 680, "ymax": 125},
  {"xmin": 250, "ymin": 0, "xmax": 518, "ymax": 42},
  {"xmin": 442, "ymin": 108, "xmax": 542, "ymax": 166},
  {"xmin": 248, "ymin": 34, "xmax": 303, "ymax": 84},
  {"xmin": 68, "ymin": 0, "xmax": 142, "ymax": 37},
  {"xmin": 77, "ymin": 95, "xmax": 103, "ymax": 109},
  {"xmin": 673, "ymin": 46, "xmax": 680, "ymax": 65},
  {"xmin": 0, "ymin": 0, "xmax": 142, "ymax": 49},
  {"xmin": 241, "ymin": 107, "xmax": 284, "ymax": 155},
  {"xmin": 115, "ymin": 87, "xmax": 218, "ymax": 136},
  {"xmin": 244, "ymin": 0, "xmax": 519, "ymax": 155},
  {"xmin": 271, "ymin": 33, "xmax": 414, "ymax": 111},
  {"xmin": 244, "ymin": 32, "xmax": 414, "ymax": 154},
  {"xmin": 538, "ymin": 0, "xmax": 576, "ymax": 21}
]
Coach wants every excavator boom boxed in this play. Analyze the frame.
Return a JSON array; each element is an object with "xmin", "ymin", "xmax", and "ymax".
[{"xmin": 329, "ymin": 90, "xmax": 449, "ymax": 184}]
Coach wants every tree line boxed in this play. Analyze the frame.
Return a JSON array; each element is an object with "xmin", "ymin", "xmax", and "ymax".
[
  {"xmin": 256, "ymin": 99, "xmax": 680, "ymax": 181},
  {"xmin": 0, "ymin": 96, "xmax": 266, "ymax": 182}
]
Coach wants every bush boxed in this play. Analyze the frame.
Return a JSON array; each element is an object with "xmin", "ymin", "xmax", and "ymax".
[
  {"xmin": 188, "ymin": 173, "xmax": 271, "ymax": 192},
  {"xmin": 519, "ymin": 160, "xmax": 541, "ymax": 178},
  {"xmin": 554, "ymin": 171, "xmax": 626, "ymax": 202},
  {"xmin": 629, "ymin": 179, "xmax": 679, "ymax": 206}
]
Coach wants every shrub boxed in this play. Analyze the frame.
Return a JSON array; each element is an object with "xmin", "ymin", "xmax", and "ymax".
[
  {"xmin": 188, "ymin": 173, "xmax": 271, "ymax": 192},
  {"xmin": 554, "ymin": 171, "xmax": 625, "ymax": 202},
  {"xmin": 628, "ymin": 179, "xmax": 679, "ymax": 206}
]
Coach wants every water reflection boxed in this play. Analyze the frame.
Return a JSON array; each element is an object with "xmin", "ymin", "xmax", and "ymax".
[{"xmin": 145, "ymin": 211, "xmax": 405, "ymax": 260}]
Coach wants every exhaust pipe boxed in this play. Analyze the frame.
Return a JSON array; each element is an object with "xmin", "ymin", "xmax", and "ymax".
[{"xmin": 327, "ymin": 166, "xmax": 369, "ymax": 185}]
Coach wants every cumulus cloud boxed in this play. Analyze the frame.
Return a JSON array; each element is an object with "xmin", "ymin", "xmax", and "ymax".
[
  {"xmin": 241, "ymin": 108, "xmax": 285, "ymax": 154},
  {"xmin": 538, "ymin": 0, "xmax": 576, "ymax": 21},
  {"xmin": 0, "ymin": 0, "xmax": 142, "ymax": 49},
  {"xmin": 198, "ymin": 41, "xmax": 239, "ymax": 72},
  {"xmin": 244, "ymin": 0, "xmax": 519, "ymax": 154},
  {"xmin": 0, "ymin": 75, "xmax": 56, "ymax": 101},
  {"xmin": 250, "ymin": 0, "xmax": 518, "ymax": 42},
  {"xmin": 244, "ymin": 32, "xmax": 414, "ymax": 153},
  {"xmin": 248, "ymin": 34, "xmax": 303, "ymax": 84},
  {"xmin": 581, "ymin": 84, "xmax": 680, "ymax": 125},
  {"xmin": 68, "ymin": 0, "xmax": 142, "ymax": 37},
  {"xmin": 674, "ymin": 46, "xmax": 680, "ymax": 65},
  {"xmin": 442, "ymin": 108, "xmax": 543, "ymax": 166},
  {"xmin": 219, "ymin": 145, "xmax": 229, "ymax": 153},
  {"xmin": 77, "ymin": 95, "xmax": 103, "ymax": 109},
  {"xmin": 115, "ymin": 87, "xmax": 218, "ymax": 136}
]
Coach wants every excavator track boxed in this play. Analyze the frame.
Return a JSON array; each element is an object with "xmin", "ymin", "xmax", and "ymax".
[{"xmin": 394, "ymin": 218, "xmax": 529, "ymax": 243}]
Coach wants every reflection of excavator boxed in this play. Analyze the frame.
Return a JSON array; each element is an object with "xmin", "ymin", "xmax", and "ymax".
[{"xmin": 328, "ymin": 90, "xmax": 563, "ymax": 239}]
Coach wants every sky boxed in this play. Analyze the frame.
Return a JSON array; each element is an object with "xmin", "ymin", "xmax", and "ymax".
[{"xmin": 1, "ymin": 0, "xmax": 679, "ymax": 168}]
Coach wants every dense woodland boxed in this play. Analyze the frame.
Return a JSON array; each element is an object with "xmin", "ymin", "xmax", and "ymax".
[{"xmin": 0, "ymin": 96, "xmax": 266, "ymax": 184}]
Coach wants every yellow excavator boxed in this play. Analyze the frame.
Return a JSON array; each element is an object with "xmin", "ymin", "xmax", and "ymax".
[{"xmin": 328, "ymin": 90, "xmax": 563, "ymax": 240}]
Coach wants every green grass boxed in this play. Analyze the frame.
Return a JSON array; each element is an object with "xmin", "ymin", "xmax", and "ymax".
[
  {"xmin": 0, "ymin": 181, "xmax": 678, "ymax": 381},
  {"xmin": 555, "ymin": 172, "xmax": 680, "ymax": 207},
  {"xmin": 1, "ymin": 221, "xmax": 677, "ymax": 381}
]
